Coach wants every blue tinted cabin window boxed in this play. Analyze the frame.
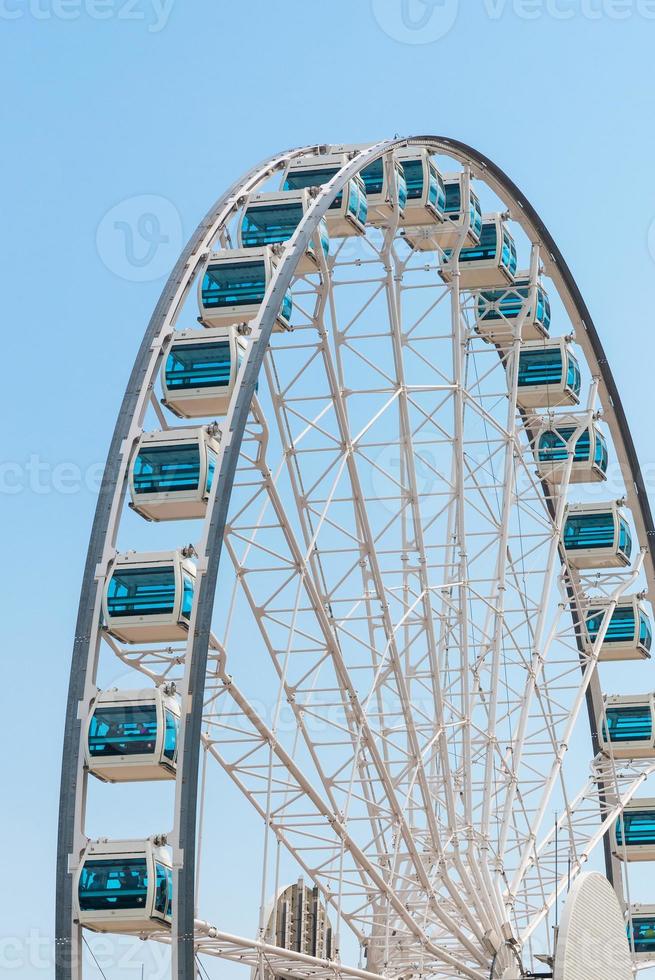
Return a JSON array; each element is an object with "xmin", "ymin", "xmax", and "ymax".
[
  {"xmin": 107, "ymin": 566, "xmax": 176, "ymax": 618},
  {"xmin": 133, "ymin": 444, "xmax": 201, "ymax": 495},
  {"xmin": 563, "ymin": 512, "xmax": 615, "ymax": 551},
  {"xmin": 529, "ymin": 286, "xmax": 552, "ymax": 330},
  {"xmin": 361, "ymin": 159, "xmax": 383, "ymax": 196},
  {"xmin": 501, "ymin": 232, "xmax": 511, "ymax": 270},
  {"xmin": 518, "ymin": 347, "xmax": 563, "ymax": 388},
  {"xmin": 402, "ymin": 159, "xmax": 424, "ymax": 200},
  {"xmin": 206, "ymin": 449, "xmax": 217, "ymax": 493},
  {"xmin": 428, "ymin": 170, "xmax": 438, "ymax": 206},
  {"xmin": 181, "ymin": 574, "xmax": 194, "ymax": 620},
  {"xmin": 478, "ymin": 283, "xmax": 525, "ymax": 321},
  {"xmin": 154, "ymin": 863, "xmax": 173, "ymax": 918},
  {"xmin": 478, "ymin": 279, "xmax": 551, "ymax": 330},
  {"xmin": 360, "ymin": 157, "xmax": 407, "ymax": 208},
  {"xmin": 604, "ymin": 705, "xmax": 652, "ymax": 743},
  {"xmin": 284, "ymin": 167, "xmax": 341, "ymax": 209},
  {"xmin": 443, "ymin": 184, "xmax": 481, "ymax": 235},
  {"xmin": 619, "ymin": 517, "xmax": 632, "ymax": 558},
  {"xmin": 470, "ymin": 193, "xmax": 482, "ymax": 238},
  {"xmin": 541, "ymin": 289, "xmax": 552, "ymax": 329},
  {"xmin": 347, "ymin": 181, "xmax": 358, "ymax": 218},
  {"xmin": 631, "ymin": 917, "xmax": 655, "ymax": 954},
  {"xmin": 395, "ymin": 166, "xmax": 407, "ymax": 210},
  {"xmin": 346, "ymin": 179, "xmax": 368, "ymax": 226},
  {"xmin": 615, "ymin": 810, "xmax": 655, "ymax": 847},
  {"xmin": 241, "ymin": 202, "xmax": 304, "ymax": 247},
  {"xmin": 165, "ymin": 341, "xmax": 231, "ymax": 391},
  {"xmin": 355, "ymin": 176, "xmax": 368, "ymax": 225},
  {"xmin": 163, "ymin": 709, "xmax": 178, "ymax": 761},
  {"xmin": 566, "ymin": 352, "xmax": 581, "ymax": 395},
  {"xmin": 88, "ymin": 704, "xmax": 157, "ymax": 758},
  {"xmin": 429, "ymin": 164, "xmax": 445, "ymax": 213},
  {"xmin": 79, "ymin": 858, "xmax": 148, "ymax": 912},
  {"xmin": 202, "ymin": 261, "xmax": 292, "ymax": 323},
  {"xmin": 202, "ymin": 261, "xmax": 266, "ymax": 309},
  {"xmin": 587, "ymin": 605, "xmax": 636, "ymax": 644},
  {"xmin": 317, "ymin": 218, "xmax": 329, "ymax": 257},
  {"xmin": 280, "ymin": 291, "xmax": 293, "ymax": 322},
  {"xmin": 640, "ymin": 611, "xmax": 653, "ymax": 651},
  {"xmin": 502, "ymin": 230, "xmax": 518, "ymax": 276},
  {"xmin": 594, "ymin": 431, "xmax": 609, "ymax": 472},
  {"xmin": 538, "ymin": 427, "xmax": 591, "ymax": 464},
  {"xmin": 444, "ymin": 181, "xmax": 461, "ymax": 215},
  {"xmin": 460, "ymin": 222, "xmax": 498, "ymax": 264}
]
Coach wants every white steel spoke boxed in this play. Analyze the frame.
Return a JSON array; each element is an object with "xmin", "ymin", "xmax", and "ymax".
[{"xmin": 62, "ymin": 139, "xmax": 655, "ymax": 980}]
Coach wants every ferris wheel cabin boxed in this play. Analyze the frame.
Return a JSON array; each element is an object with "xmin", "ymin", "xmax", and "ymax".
[
  {"xmin": 198, "ymin": 247, "xmax": 292, "ymax": 330},
  {"xmin": 475, "ymin": 273, "xmax": 551, "ymax": 342},
  {"xmin": 442, "ymin": 173, "xmax": 483, "ymax": 247},
  {"xmin": 281, "ymin": 152, "xmax": 368, "ymax": 236},
  {"xmin": 613, "ymin": 798, "xmax": 655, "ymax": 861},
  {"xmin": 629, "ymin": 905, "xmax": 655, "ymax": 959},
  {"xmin": 85, "ymin": 686, "xmax": 180, "ymax": 782},
  {"xmin": 534, "ymin": 416, "xmax": 609, "ymax": 484},
  {"xmin": 599, "ymin": 695, "xmax": 655, "ymax": 759},
  {"xmin": 396, "ymin": 147, "xmax": 446, "ymax": 228},
  {"xmin": 400, "ymin": 171, "xmax": 482, "ymax": 252},
  {"xmin": 440, "ymin": 214, "xmax": 518, "ymax": 288},
  {"xmin": 355, "ymin": 153, "xmax": 407, "ymax": 225},
  {"xmin": 161, "ymin": 326, "xmax": 246, "ymax": 419},
  {"xmin": 75, "ymin": 838, "xmax": 172, "ymax": 934},
  {"xmin": 582, "ymin": 597, "xmax": 652, "ymax": 661},
  {"xmin": 562, "ymin": 502, "xmax": 633, "ymax": 569},
  {"xmin": 129, "ymin": 427, "xmax": 220, "ymax": 521},
  {"xmin": 102, "ymin": 550, "xmax": 196, "ymax": 643},
  {"xmin": 238, "ymin": 189, "xmax": 329, "ymax": 274},
  {"xmin": 513, "ymin": 338, "xmax": 581, "ymax": 409}
]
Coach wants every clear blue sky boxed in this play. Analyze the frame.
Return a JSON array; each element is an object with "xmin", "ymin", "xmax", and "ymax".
[{"xmin": 4, "ymin": 1, "xmax": 655, "ymax": 975}]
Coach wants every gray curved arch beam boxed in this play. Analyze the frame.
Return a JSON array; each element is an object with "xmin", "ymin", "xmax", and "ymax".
[{"xmin": 54, "ymin": 144, "xmax": 321, "ymax": 979}]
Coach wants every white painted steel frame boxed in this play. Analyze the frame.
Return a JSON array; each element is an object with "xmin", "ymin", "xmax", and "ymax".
[{"xmin": 56, "ymin": 136, "xmax": 655, "ymax": 980}]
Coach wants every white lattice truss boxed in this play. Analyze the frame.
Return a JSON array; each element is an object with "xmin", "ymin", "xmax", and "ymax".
[{"xmin": 65, "ymin": 140, "xmax": 655, "ymax": 980}]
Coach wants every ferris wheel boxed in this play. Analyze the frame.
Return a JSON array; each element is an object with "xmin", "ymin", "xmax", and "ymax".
[{"xmin": 55, "ymin": 136, "xmax": 655, "ymax": 980}]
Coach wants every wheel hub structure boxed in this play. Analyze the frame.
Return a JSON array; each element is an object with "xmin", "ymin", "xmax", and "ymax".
[{"xmin": 56, "ymin": 137, "xmax": 655, "ymax": 979}]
